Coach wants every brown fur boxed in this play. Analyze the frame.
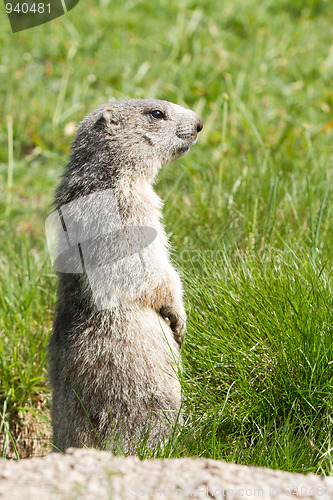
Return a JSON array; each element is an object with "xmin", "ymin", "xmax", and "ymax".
[{"xmin": 48, "ymin": 99, "xmax": 203, "ymax": 453}]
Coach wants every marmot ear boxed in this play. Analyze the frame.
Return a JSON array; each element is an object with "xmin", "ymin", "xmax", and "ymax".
[{"xmin": 101, "ymin": 107, "xmax": 121, "ymax": 126}]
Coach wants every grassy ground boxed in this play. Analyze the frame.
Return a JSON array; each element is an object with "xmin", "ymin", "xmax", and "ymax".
[{"xmin": 1, "ymin": 0, "xmax": 333, "ymax": 472}]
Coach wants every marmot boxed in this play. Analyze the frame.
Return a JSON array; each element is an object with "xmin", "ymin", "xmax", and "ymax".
[{"xmin": 48, "ymin": 98, "xmax": 203, "ymax": 453}]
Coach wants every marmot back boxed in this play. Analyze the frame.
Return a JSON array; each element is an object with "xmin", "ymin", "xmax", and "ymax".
[{"xmin": 48, "ymin": 98, "xmax": 203, "ymax": 453}]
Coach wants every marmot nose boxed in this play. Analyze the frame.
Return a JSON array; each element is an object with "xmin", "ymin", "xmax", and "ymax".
[{"xmin": 196, "ymin": 117, "xmax": 203, "ymax": 133}]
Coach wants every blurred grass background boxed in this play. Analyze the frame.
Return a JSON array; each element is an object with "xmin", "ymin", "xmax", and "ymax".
[{"xmin": 1, "ymin": 0, "xmax": 333, "ymax": 470}]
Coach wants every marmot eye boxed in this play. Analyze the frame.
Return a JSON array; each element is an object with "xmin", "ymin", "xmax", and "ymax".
[{"xmin": 150, "ymin": 109, "xmax": 165, "ymax": 120}]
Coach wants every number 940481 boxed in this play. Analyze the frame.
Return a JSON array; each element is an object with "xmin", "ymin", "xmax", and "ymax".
[{"xmin": 6, "ymin": 3, "xmax": 51, "ymax": 14}]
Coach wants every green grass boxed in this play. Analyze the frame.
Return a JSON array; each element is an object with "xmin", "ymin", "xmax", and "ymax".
[
  {"xmin": 179, "ymin": 247, "xmax": 333, "ymax": 473},
  {"xmin": 1, "ymin": 0, "xmax": 333, "ymax": 470}
]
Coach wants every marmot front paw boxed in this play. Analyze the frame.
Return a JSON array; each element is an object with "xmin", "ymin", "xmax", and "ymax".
[{"xmin": 160, "ymin": 306, "xmax": 186, "ymax": 346}]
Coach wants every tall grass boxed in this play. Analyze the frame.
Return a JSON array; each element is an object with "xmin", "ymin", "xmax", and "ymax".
[{"xmin": 179, "ymin": 247, "xmax": 333, "ymax": 473}]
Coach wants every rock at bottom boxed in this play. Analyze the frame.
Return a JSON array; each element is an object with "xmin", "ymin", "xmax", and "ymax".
[{"xmin": 0, "ymin": 448, "xmax": 332, "ymax": 500}]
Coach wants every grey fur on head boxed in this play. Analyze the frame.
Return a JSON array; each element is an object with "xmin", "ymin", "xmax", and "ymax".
[{"xmin": 48, "ymin": 98, "xmax": 203, "ymax": 453}]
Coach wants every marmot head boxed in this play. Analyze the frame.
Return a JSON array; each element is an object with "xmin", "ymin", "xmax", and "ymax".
[{"xmin": 72, "ymin": 99, "xmax": 203, "ymax": 182}]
